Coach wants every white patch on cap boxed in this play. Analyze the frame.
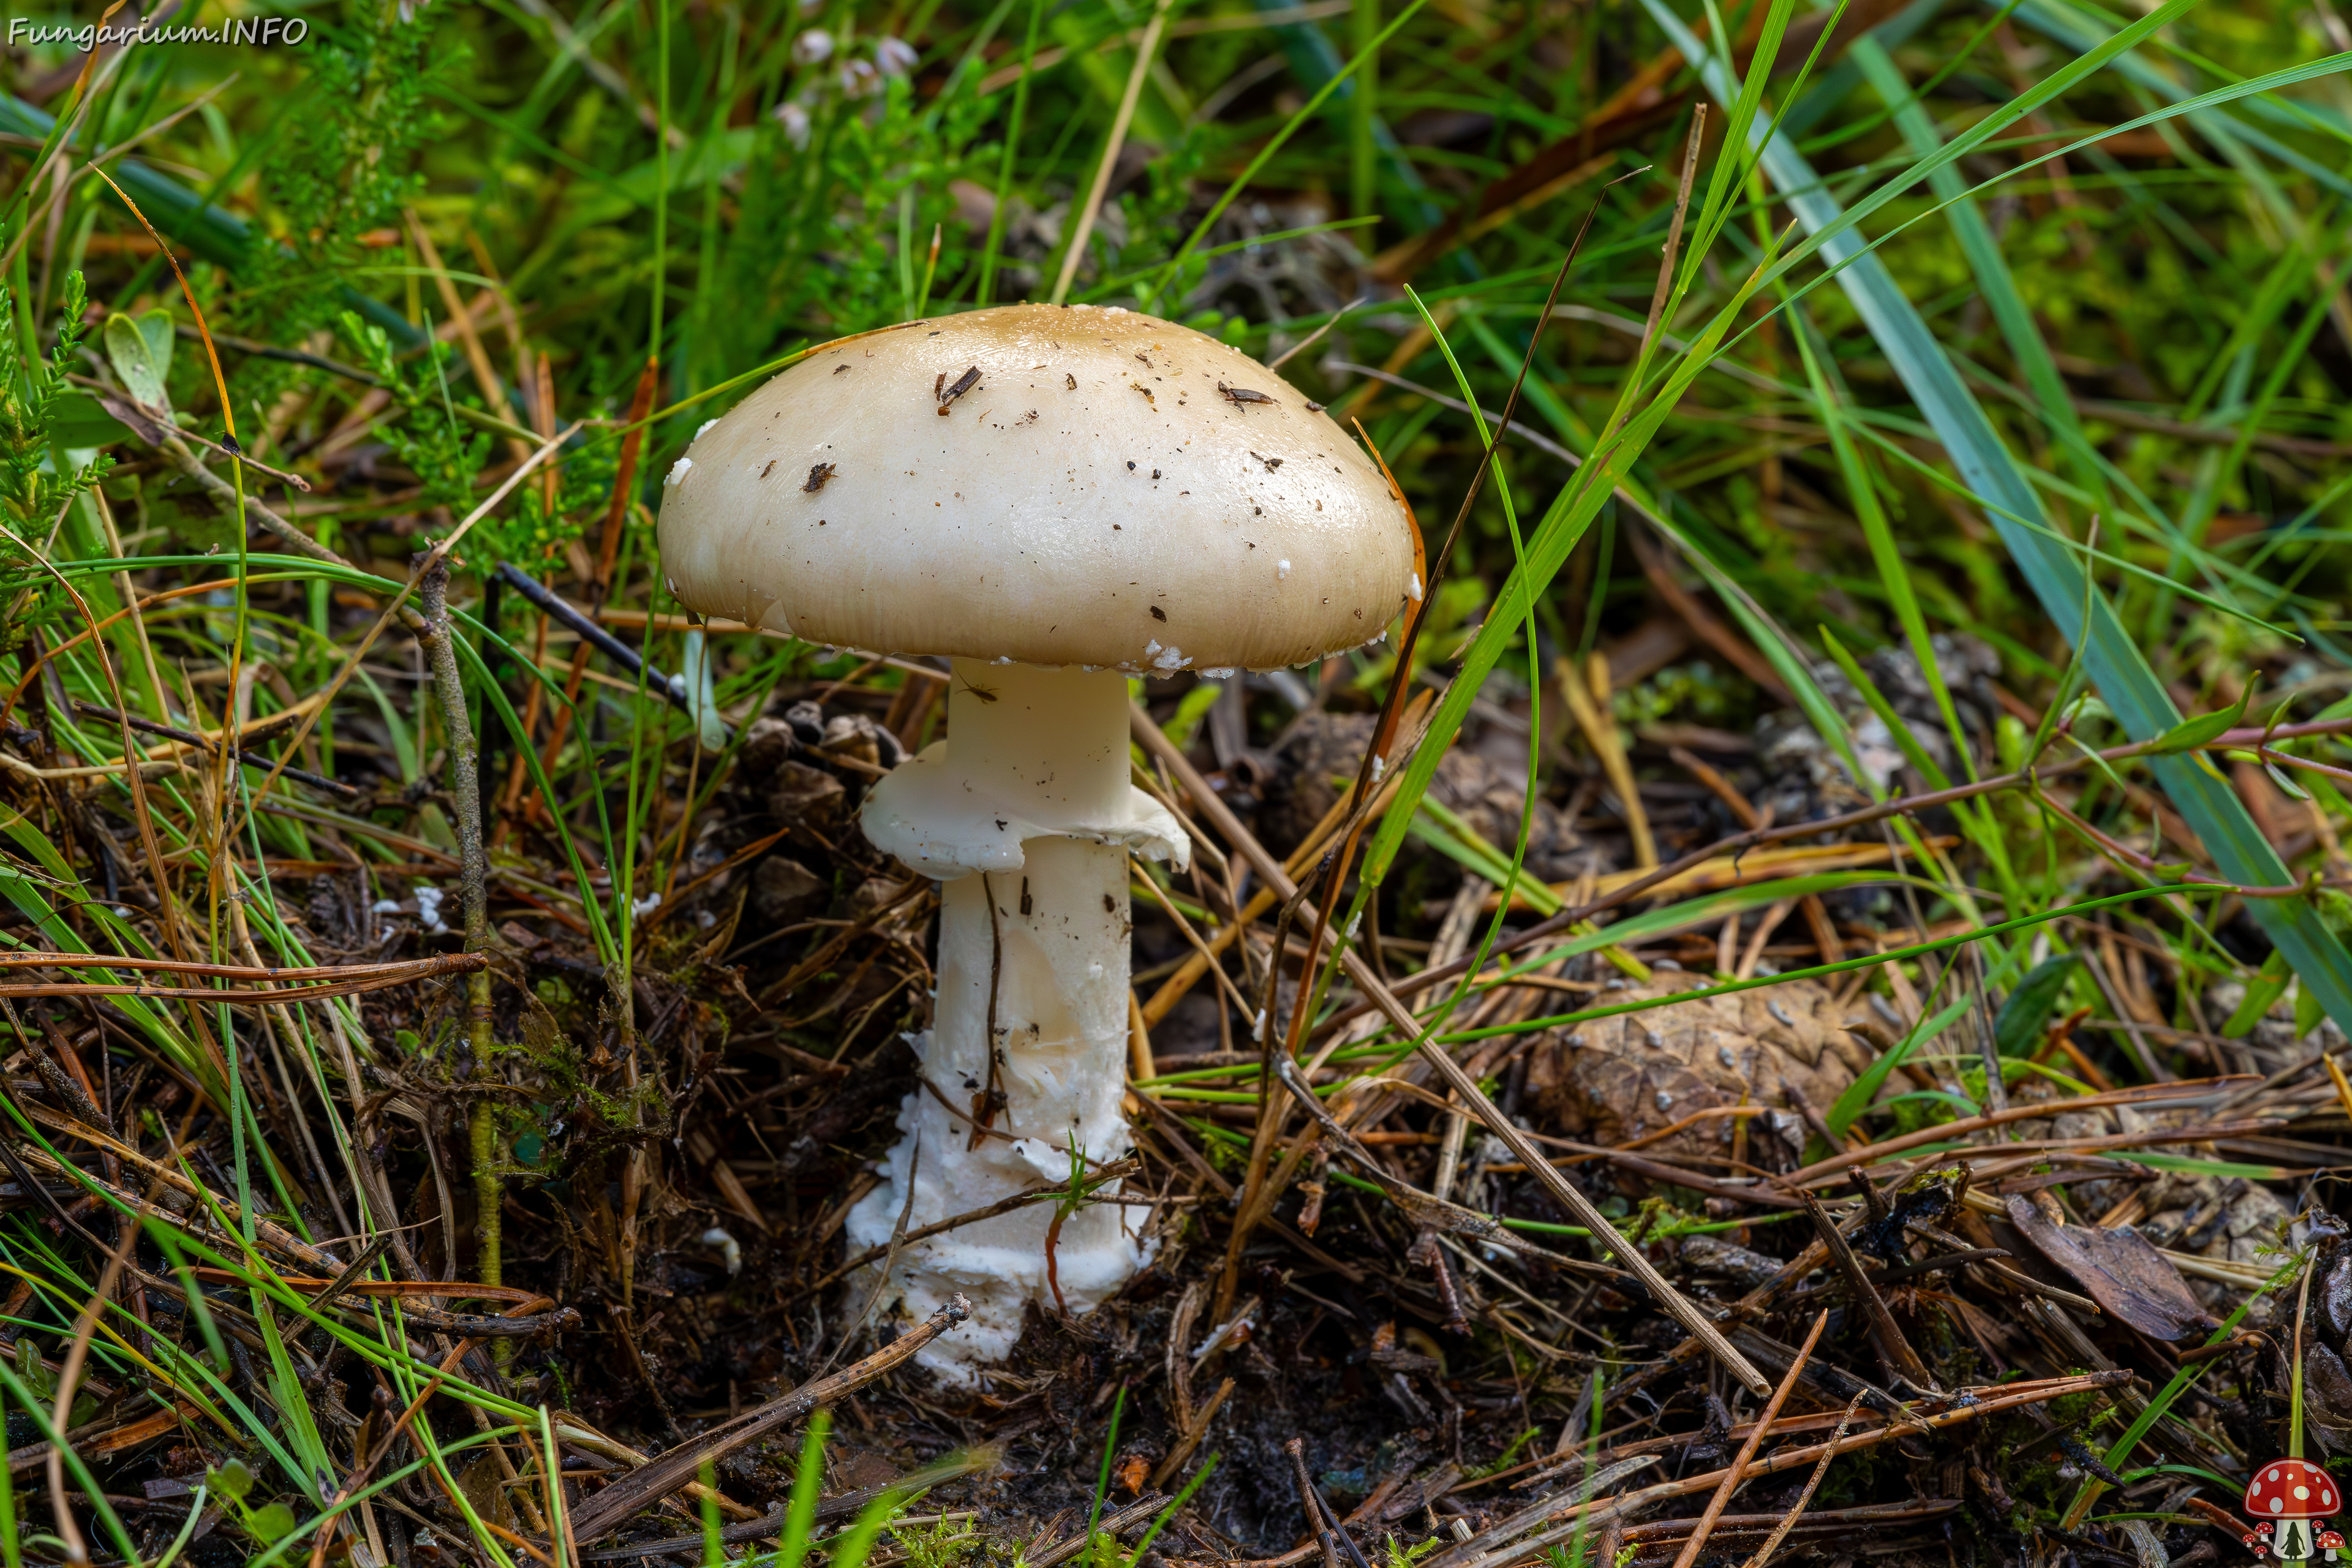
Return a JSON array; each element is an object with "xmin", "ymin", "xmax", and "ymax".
[
  {"xmin": 1408, "ymin": 571, "xmax": 1423, "ymax": 600},
  {"xmin": 1277, "ymin": 559, "xmax": 1291, "ymax": 579},
  {"xmin": 695, "ymin": 418, "xmax": 720, "ymax": 439},
  {"xmin": 666, "ymin": 457, "xmax": 693, "ymax": 486}
]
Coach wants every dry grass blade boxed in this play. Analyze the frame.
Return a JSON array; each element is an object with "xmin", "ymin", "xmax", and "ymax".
[
  {"xmin": 0, "ymin": 951, "xmax": 487, "ymax": 1003},
  {"xmin": 46, "ymin": 1197, "xmax": 138, "ymax": 1566},
  {"xmin": 563, "ymin": 1296, "xmax": 971, "ymax": 1542},
  {"xmin": 1310, "ymin": 714, "xmax": 2352, "ymax": 1045},
  {"xmin": 1668, "ymin": 1310, "xmax": 1828, "ymax": 1568},
  {"xmin": 11, "ymin": 0, "xmax": 2350, "ymax": 1553},
  {"xmin": 1049, "ymin": 0, "xmax": 1175, "ymax": 304},
  {"xmin": 230, "ymin": 417, "xmax": 579, "ymax": 826},
  {"xmin": 1782, "ymin": 1077, "xmax": 2256, "ymax": 1184},
  {"xmin": 1637, "ymin": 107, "xmax": 1707, "ymax": 366},
  {"xmin": 1131, "ymin": 703, "xmax": 1775, "ymax": 1397},
  {"xmin": 791, "ymin": 1158, "xmax": 1139, "ymax": 1300},
  {"xmin": 1436, "ymin": 1373, "xmax": 2127, "ymax": 1568},
  {"xmin": 1557, "ymin": 653, "xmax": 1656, "ymax": 868},
  {"xmin": 1736, "ymin": 1398, "xmax": 1870, "ymax": 1568}
]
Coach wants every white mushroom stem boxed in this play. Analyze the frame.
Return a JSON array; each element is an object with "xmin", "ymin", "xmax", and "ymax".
[{"xmin": 848, "ymin": 661, "xmax": 1184, "ymax": 1377}]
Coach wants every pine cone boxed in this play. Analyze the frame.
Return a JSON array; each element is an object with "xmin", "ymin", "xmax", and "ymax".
[{"xmin": 1523, "ymin": 969, "xmax": 1873, "ymax": 1168}]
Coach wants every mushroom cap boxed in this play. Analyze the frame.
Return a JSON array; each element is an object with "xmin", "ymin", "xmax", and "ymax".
[
  {"xmin": 2248, "ymin": 1459, "xmax": 2339, "ymax": 1518},
  {"xmin": 656, "ymin": 303, "xmax": 1419, "ymax": 673}
]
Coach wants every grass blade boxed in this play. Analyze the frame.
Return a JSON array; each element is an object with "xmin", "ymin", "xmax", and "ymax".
[{"xmin": 1646, "ymin": 0, "xmax": 2352, "ymax": 1034}]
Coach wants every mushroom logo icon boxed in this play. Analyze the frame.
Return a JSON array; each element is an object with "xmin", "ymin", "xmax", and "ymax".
[
  {"xmin": 2319, "ymin": 1529, "xmax": 2346, "ymax": 1561},
  {"xmin": 2247, "ymin": 1459, "xmax": 2340, "ymax": 1560},
  {"xmin": 2252, "ymin": 1526, "xmax": 2277, "ymax": 1562}
]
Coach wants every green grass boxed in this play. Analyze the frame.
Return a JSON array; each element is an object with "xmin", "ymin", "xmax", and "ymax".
[{"xmin": 0, "ymin": 0, "xmax": 2346, "ymax": 1555}]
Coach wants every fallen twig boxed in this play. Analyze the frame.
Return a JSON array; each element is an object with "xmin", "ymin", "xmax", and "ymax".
[{"xmin": 1801, "ymin": 1191, "xmax": 1932, "ymax": 1390}]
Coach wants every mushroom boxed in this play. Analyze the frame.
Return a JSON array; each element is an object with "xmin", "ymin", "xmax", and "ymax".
[
  {"xmin": 658, "ymin": 303, "xmax": 1419, "ymax": 1375},
  {"xmin": 2248, "ymin": 1458, "xmax": 2339, "ymax": 1561},
  {"xmin": 2320, "ymin": 1528, "xmax": 2345, "ymax": 1562}
]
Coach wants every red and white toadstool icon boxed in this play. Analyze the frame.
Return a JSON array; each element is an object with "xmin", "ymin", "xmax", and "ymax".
[
  {"xmin": 2247, "ymin": 1459, "xmax": 2340, "ymax": 1560},
  {"xmin": 2317, "ymin": 1528, "xmax": 2346, "ymax": 1562},
  {"xmin": 2252, "ymin": 1523, "xmax": 2278, "ymax": 1562}
]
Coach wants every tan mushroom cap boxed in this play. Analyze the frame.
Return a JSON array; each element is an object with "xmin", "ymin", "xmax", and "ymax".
[{"xmin": 655, "ymin": 303, "xmax": 1420, "ymax": 673}]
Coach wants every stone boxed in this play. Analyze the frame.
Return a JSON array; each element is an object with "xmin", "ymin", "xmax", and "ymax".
[
  {"xmin": 750, "ymin": 856, "xmax": 827, "ymax": 927},
  {"xmin": 767, "ymin": 760, "xmax": 845, "ymax": 827}
]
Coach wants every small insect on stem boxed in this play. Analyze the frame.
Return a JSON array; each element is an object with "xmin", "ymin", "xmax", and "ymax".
[
  {"xmin": 760, "ymin": 459, "xmax": 778, "ymax": 478},
  {"xmin": 937, "ymin": 366, "xmax": 982, "ymax": 415},
  {"xmin": 1250, "ymin": 451, "xmax": 1283, "ymax": 471},
  {"xmin": 803, "ymin": 461, "xmax": 836, "ymax": 493},
  {"xmin": 1218, "ymin": 383, "xmax": 1275, "ymax": 408},
  {"xmin": 957, "ymin": 677, "xmax": 1000, "ymax": 704}
]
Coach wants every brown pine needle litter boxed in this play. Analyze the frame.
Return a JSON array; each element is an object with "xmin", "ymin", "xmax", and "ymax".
[{"xmin": 0, "ymin": 0, "xmax": 2345, "ymax": 1561}]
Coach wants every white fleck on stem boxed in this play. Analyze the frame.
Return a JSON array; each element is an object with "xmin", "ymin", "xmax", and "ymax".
[{"xmin": 700, "ymin": 1227, "xmax": 742, "ymax": 1276}]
